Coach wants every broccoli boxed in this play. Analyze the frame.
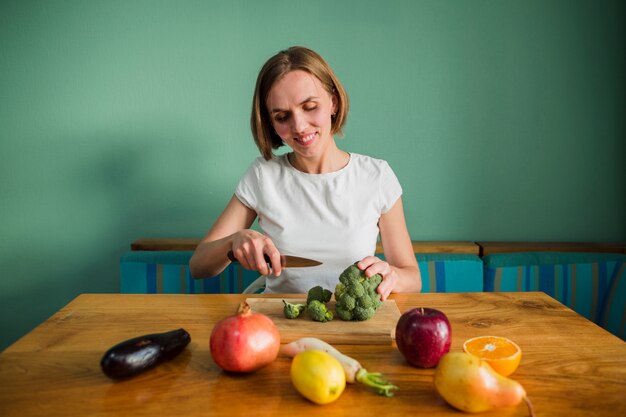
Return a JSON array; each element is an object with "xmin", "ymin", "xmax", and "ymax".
[
  {"xmin": 306, "ymin": 285, "xmax": 332, "ymax": 305},
  {"xmin": 307, "ymin": 300, "xmax": 334, "ymax": 322},
  {"xmin": 335, "ymin": 263, "xmax": 383, "ymax": 321},
  {"xmin": 282, "ymin": 300, "xmax": 306, "ymax": 319}
]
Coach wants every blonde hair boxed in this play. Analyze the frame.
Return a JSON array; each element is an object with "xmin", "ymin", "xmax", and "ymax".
[{"xmin": 251, "ymin": 46, "xmax": 349, "ymax": 160}]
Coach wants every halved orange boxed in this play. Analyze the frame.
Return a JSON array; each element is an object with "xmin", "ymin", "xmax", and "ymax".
[{"xmin": 462, "ymin": 336, "xmax": 522, "ymax": 376}]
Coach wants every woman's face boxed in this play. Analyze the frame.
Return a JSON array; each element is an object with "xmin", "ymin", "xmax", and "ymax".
[{"xmin": 266, "ymin": 70, "xmax": 337, "ymax": 159}]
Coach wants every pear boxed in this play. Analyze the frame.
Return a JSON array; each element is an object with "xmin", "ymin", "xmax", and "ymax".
[{"xmin": 434, "ymin": 352, "xmax": 534, "ymax": 415}]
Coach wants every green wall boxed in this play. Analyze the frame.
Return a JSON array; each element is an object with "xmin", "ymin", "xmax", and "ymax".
[{"xmin": 1, "ymin": 0, "xmax": 624, "ymax": 350}]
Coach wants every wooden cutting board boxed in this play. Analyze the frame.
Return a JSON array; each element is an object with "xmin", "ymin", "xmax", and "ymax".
[{"xmin": 246, "ymin": 298, "xmax": 401, "ymax": 345}]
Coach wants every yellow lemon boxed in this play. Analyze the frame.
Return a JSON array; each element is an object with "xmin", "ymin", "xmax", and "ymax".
[{"xmin": 290, "ymin": 350, "xmax": 346, "ymax": 405}]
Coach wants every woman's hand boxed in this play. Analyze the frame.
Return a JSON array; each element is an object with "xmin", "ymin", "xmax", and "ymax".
[
  {"xmin": 356, "ymin": 256, "xmax": 398, "ymax": 301},
  {"xmin": 230, "ymin": 229, "xmax": 282, "ymax": 277}
]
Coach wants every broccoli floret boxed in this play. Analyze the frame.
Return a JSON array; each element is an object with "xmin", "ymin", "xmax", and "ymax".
[
  {"xmin": 282, "ymin": 300, "xmax": 306, "ymax": 319},
  {"xmin": 335, "ymin": 305, "xmax": 353, "ymax": 321},
  {"xmin": 367, "ymin": 273, "xmax": 382, "ymax": 289},
  {"xmin": 339, "ymin": 293, "xmax": 356, "ymax": 311},
  {"xmin": 339, "ymin": 264, "xmax": 362, "ymax": 285},
  {"xmin": 335, "ymin": 282, "xmax": 346, "ymax": 300},
  {"xmin": 353, "ymin": 306, "xmax": 376, "ymax": 321},
  {"xmin": 357, "ymin": 295, "xmax": 373, "ymax": 309},
  {"xmin": 347, "ymin": 283, "xmax": 365, "ymax": 298},
  {"xmin": 370, "ymin": 277, "xmax": 383, "ymax": 290},
  {"xmin": 334, "ymin": 263, "xmax": 383, "ymax": 321},
  {"xmin": 307, "ymin": 285, "xmax": 332, "ymax": 304},
  {"xmin": 307, "ymin": 300, "xmax": 334, "ymax": 322}
]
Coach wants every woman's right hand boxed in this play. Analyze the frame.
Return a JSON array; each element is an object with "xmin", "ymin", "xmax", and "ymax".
[{"xmin": 230, "ymin": 229, "xmax": 282, "ymax": 277}]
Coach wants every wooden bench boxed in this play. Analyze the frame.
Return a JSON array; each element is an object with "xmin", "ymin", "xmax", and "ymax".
[
  {"xmin": 123, "ymin": 239, "xmax": 484, "ymax": 294},
  {"xmin": 130, "ymin": 238, "xmax": 481, "ymax": 255},
  {"xmin": 477, "ymin": 241, "xmax": 625, "ymax": 256}
]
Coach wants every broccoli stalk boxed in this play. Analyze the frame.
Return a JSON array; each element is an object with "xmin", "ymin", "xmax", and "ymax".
[
  {"xmin": 282, "ymin": 300, "xmax": 306, "ymax": 319},
  {"xmin": 307, "ymin": 300, "xmax": 334, "ymax": 322}
]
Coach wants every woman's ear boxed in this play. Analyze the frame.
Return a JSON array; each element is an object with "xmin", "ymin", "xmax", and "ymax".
[{"xmin": 331, "ymin": 94, "xmax": 338, "ymax": 116}]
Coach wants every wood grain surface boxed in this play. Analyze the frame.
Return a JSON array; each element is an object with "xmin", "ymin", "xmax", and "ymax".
[
  {"xmin": 1, "ymin": 292, "xmax": 625, "ymax": 417},
  {"xmin": 245, "ymin": 298, "xmax": 401, "ymax": 344}
]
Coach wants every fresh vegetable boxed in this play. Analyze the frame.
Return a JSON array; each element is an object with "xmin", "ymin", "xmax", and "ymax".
[
  {"xmin": 100, "ymin": 328, "xmax": 191, "ymax": 379},
  {"xmin": 306, "ymin": 285, "xmax": 332, "ymax": 304},
  {"xmin": 307, "ymin": 300, "xmax": 334, "ymax": 322},
  {"xmin": 283, "ymin": 299, "xmax": 306, "ymax": 319},
  {"xmin": 395, "ymin": 307, "xmax": 451, "ymax": 368},
  {"xmin": 303, "ymin": 286, "xmax": 333, "ymax": 321},
  {"xmin": 334, "ymin": 263, "xmax": 383, "ymax": 321},
  {"xmin": 434, "ymin": 352, "xmax": 535, "ymax": 416},
  {"xmin": 282, "ymin": 337, "xmax": 398, "ymax": 397},
  {"xmin": 210, "ymin": 301, "xmax": 280, "ymax": 372},
  {"xmin": 291, "ymin": 350, "xmax": 346, "ymax": 404}
]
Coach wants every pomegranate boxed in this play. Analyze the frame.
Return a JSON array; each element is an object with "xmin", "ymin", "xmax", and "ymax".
[{"xmin": 210, "ymin": 301, "xmax": 280, "ymax": 372}]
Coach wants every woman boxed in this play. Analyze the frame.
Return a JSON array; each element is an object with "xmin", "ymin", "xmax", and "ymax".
[{"xmin": 190, "ymin": 46, "xmax": 421, "ymax": 299}]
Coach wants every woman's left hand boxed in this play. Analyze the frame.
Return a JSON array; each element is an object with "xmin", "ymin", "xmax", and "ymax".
[{"xmin": 356, "ymin": 256, "xmax": 398, "ymax": 301}]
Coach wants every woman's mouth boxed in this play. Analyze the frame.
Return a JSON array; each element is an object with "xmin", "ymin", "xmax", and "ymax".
[{"xmin": 295, "ymin": 132, "xmax": 317, "ymax": 145}]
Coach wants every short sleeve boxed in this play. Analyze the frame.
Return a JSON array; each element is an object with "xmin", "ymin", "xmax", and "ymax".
[
  {"xmin": 234, "ymin": 158, "xmax": 262, "ymax": 210},
  {"xmin": 379, "ymin": 161, "xmax": 402, "ymax": 213}
]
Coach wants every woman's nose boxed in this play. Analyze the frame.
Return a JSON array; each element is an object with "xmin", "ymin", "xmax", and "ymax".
[{"xmin": 291, "ymin": 111, "xmax": 308, "ymax": 133}]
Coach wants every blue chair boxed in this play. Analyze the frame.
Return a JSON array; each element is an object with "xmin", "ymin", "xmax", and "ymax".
[
  {"xmin": 598, "ymin": 261, "xmax": 626, "ymax": 340},
  {"xmin": 416, "ymin": 254, "xmax": 484, "ymax": 292},
  {"xmin": 120, "ymin": 251, "xmax": 261, "ymax": 294},
  {"xmin": 483, "ymin": 252, "xmax": 626, "ymax": 339},
  {"xmin": 121, "ymin": 250, "xmax": 484, "ymax": 295},
  {"xmin": 377, "ymin": 253, "xmax": 483, "ymax": 293}
]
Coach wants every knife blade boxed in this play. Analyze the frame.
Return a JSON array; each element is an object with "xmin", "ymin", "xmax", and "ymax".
[{"xmin": 227, "ymin": 250, "xmax": 322, "ymax": 268}]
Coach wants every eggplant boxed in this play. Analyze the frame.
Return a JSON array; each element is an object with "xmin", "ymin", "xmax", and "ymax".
[{"xmin": 100, "ymin": 328, "xmax": 191, "ymax": 379}]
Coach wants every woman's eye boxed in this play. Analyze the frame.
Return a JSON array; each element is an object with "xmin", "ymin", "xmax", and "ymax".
[
  {"xmin": 274, "ymin": 114, "xmax": 288, "ymax": 123},
  {"xmin": 304, "ymin": 104, "xmax": 318, "ymax": 111}
]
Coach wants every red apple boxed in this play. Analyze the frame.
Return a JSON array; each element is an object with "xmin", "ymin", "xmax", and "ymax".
[{"xmin": 395, "ymin": 307, "xmax": 451, "ymax": 368}]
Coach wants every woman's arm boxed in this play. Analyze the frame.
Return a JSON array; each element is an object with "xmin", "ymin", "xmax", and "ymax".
[
  {"xmin": 357, "ymin": 197, "xmax": 422, "ymax": 299},
  {"xmin": 189, "ymin": 195, "xmax": 283, "ymax": 278}
]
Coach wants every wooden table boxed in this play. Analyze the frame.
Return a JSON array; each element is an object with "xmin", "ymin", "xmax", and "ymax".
[{"xmin": 1, "ymin": 292, "xmax": 625, "ymax": 416}]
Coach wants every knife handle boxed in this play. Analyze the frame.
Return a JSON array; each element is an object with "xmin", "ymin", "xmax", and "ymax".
[{"xmin": 227, "ymin": 250, "xmax": 285, "ymax": 267}]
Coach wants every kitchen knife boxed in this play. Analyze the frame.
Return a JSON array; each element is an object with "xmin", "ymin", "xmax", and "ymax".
[{"xmin": 227, "ymin": 250, "xmax": 322, "ymax": 268}]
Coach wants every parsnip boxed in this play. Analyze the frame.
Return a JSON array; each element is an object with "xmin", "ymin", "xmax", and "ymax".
[{"xmin": 281, "ymin": 337, "xmax": 397, "ymax": 397}]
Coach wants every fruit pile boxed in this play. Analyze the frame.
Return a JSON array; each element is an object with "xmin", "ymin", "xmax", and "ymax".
[
  {"xmin": 98, "ymin": 264, "xmax": 533, "ymax": 415},
  {"xmin": 394, "ymin": 307, "xmax": 534, "ymax": 416}
]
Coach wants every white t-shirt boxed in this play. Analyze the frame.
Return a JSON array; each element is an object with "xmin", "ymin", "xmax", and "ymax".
[{"xmin": 235, "ymin": 153, "xmax": 402, "ymax": 294}]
